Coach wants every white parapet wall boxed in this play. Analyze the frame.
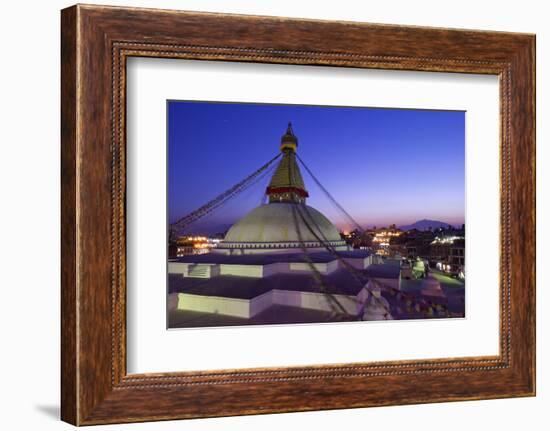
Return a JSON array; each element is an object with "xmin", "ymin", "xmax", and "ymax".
[
  {"xmin": 168, "ymin": 262, "xmax": 220, "ymax": 278},
  {"xmin": 177, "ymin": 293, "xmax": 251, "ymax": 318},
  {"xmin": 272, "ymin": 289, "xmax": 360, "ymax": 315},
  {"xmin": 288, "ymin": 259, "xmax": 339, "ymax": 274},
  {"xmin": 170, "ymin": 255, "xmax": 376, "ymax": 279},
  {"xmin": 262, "ymin": 262, "xmax": 292, "ymax": 277},
  {"xmin": 249, "ymin": 290, "xmax": 276, "ymax": 317},
  {"xmin": 219, "ymin": 264, "xmax": 264, "ymax": 278},
  {"xmin": 168, "ymin": 262, "xmax": 188, "ymax": 275},
  {"xmin": 167, "ymin": 292, "xmax": 179, "ymax": 312},
  {"xmin": 176, "ymin": 288, "xmax": 370, "ymax": 318}
]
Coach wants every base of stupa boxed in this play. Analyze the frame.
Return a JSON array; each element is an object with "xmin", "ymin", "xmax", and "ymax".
[
  {"xmin": 169, "ymin": 250, "xmax": 386, "ymax": 280},
  {"xmin": 167, "ymin": 252, "xmax": 403, "ymax": 321},
  {"xmin": 212, "ymin": 241, "xmax": 349, "ymax": 255},
  {"xmin": 169, "ymin": 285, "xmax": 369, "ymax": 320}
]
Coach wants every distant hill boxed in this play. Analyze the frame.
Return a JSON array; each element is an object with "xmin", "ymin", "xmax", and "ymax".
[{"xmin": 399, "ymin": 219, "xmax": 457, "ymax": 231}]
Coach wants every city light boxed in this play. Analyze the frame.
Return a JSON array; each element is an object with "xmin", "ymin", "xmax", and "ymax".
[
  {"xmin": 430, "ymin": 235, "xmax": 463, "ymax": 245},
  {"xmin": 175, "ymin": 235, "xmax": 221, "ymax": 256}
]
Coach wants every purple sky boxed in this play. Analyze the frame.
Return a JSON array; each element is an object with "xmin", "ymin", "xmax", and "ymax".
[{"xmin": 168, "ymin": 101, "xmax": 465, "ymax": 234}]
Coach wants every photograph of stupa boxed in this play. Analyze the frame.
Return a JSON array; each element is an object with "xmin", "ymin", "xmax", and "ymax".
[
  {"xmin": 167, "ymin": 101, "xmax": 466, "ymax": 328},
  {"xmin": 211, "ymin": 123, "xmax": 349, "ymax": 255}
]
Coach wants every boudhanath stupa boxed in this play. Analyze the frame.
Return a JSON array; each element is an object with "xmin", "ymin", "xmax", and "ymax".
[
  {"xmin": 215, "ymin": 123, "xmax": 348, "ymax": 255},
  {"xmin": 168, "ymin": 124, "xmax": 401, "ymax": 327}
]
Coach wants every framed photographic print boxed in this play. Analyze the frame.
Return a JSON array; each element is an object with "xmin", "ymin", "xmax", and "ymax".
[{"xmin": 61, "ymin": 4, "xmax": 536, "ymax": 425}]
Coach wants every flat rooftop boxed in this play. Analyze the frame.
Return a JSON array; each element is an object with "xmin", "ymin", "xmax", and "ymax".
[
  {"xmin": 169, "ymin": 304, "xmax": 356, "ymax": 329},
  {"xmin": 169, "ymin": 260, "xmax": 401, "ymax": 299},
  {"xmin": 169, "ymin": 268, "xmax": 372, "ymax": 299}
]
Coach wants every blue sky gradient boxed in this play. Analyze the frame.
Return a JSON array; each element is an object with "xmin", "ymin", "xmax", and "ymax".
[{"xmin": 168, "ymin": 101, "xmax": 465, "ymax": 233}]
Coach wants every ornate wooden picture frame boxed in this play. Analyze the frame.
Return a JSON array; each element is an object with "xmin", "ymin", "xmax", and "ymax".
[{"xmin": 61, "ymin": 4, "xmax": 535, "ymax": 425}]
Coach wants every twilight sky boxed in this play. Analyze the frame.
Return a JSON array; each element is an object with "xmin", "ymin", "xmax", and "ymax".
[{"xmin": 168, "ymin": 101, "xmax": 465, "ymax": 234}]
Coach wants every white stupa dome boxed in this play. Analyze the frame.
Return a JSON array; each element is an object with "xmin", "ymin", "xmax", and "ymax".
[
  {"xmin": 217, "ymin": 202, "xmax": 346, "ymax": 254},
  {"xmin": 225, "ymin": 203, "xmax": 340, "ymax": 243}
]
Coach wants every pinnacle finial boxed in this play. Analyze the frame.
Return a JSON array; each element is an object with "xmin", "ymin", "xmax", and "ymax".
[
  {"xmin": 286, "ymin": 122, "xmax": 294, "ymax": 135},
  {"xmin": 280, "ymin": 122, "xmax": 298, "ymax": 151}
]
